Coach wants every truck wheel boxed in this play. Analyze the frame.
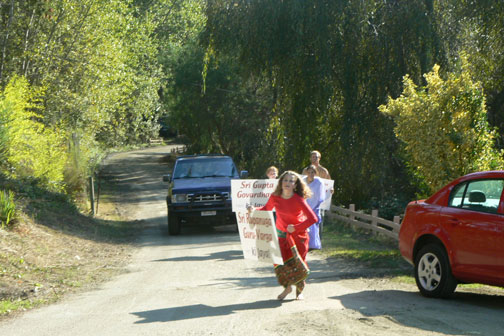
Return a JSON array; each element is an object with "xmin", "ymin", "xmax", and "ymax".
[
  {"xmin": 168, "ymin": 214, "xmax": 181, "ymax": 235},
  {"xmin": 414, "ymin": 243, "xmax": 457, "ymax": 298}
]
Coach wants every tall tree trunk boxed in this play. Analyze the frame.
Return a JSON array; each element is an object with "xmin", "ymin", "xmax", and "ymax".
[
  {"xmin": 0, "ymin": 0, "xmax": 15, "ymax": 82},
  {"xmin": 22, "ymin": 8, "xmax": 37, "ymax": 76}
]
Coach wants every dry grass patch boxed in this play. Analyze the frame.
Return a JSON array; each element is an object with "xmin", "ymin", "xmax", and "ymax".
[{"xmin": 0, "ymin": 190, "xmax": 141, "ymax": 317}]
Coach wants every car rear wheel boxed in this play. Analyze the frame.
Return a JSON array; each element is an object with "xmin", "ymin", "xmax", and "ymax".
[
  {"xmin": 168, "ymin": 214, "xmax": 181, "ymax": 235},
  {"xmin": 414, "ymin": 243, "xmax": 457, "ymax": 298}
]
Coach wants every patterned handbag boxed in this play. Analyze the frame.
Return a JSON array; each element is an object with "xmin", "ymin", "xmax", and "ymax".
[{"xmin": 274, "ymin": 235, "xmax": 310, "ymax": 287}]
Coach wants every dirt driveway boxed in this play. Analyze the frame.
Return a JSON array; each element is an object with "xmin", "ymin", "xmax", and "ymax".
[{"xmin": 1, "ymin": 146, "xmax": 503, "ymax": 336}]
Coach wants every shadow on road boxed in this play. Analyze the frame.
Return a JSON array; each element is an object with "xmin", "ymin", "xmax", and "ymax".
[
  {"xmin": 331, "ymin": 289, "xmax": 504, "ymax": 335},
  {"xmin": 131, "ymin": 299, "xmax": 282, "ymax": 323},
  {"xmin": 152, "ymin": 249, "xmax": 244, "ymax": 262}
]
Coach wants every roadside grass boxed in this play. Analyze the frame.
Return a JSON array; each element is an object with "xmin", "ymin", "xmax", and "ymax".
[
  {"xmin": 0, "ymin": 298, "xmax": 45, "ymax": 315},
  {"xmin": 0, "ymin": 142, "xmax": 179, "ymax": 318},
  {"xmin": 318, "ymin": 217, "xmax": 413, "ymax": 278},
  {"xmin": 320, "ymin": 218, "xmax": 503, "ymax": 294},
  {"xmin": 0, "ymin": 179, "xmax": 141, "ymax": 318}
]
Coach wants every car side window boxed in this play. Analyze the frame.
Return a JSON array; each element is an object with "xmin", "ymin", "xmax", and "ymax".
[
  {"xmin": 449, "ymin": 182, "xmax": 467, "ymax": 207},
  {"xmin": 450, "ymin": 179, "xmax": 504, "ymax": 214}
]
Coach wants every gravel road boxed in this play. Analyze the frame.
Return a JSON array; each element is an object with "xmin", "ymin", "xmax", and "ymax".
[{"xmin": 1, "ymin": 146, "xmax": 503, "ymax": 336}]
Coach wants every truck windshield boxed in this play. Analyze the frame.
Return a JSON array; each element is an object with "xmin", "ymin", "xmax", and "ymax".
[{"xmin": 173, "ymin": 158, "xmax": 237, "ymax": 179}]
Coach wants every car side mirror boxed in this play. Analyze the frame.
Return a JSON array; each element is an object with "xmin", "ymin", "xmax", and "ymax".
[
  {"xmin": 162, "ymin": 174, "xmax": 172, "ymax": 182},
  {"xmin": 240, "ymin": 170, "xmax": 248, "ymax": 179}
]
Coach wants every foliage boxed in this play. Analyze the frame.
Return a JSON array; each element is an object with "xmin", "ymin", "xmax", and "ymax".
[
  {"xmin": 203, "ymin": 0, "xmax": 446, "ymax": 203},
  {"xmin": 365, "ymin": 195, "xmax": 410, "ymax": 221},
  {"xmin": 0, "ymin": 298, "xmax": 42, "ymax": 315},
  {"xmin": 0, "ymin": 189, "xmax": 16, "ymax": 228},
  {"xmin": 166, "ymin": 40, "xmax": 275, "ymax": 172},
  {"xmin": 380, "ymin": 64, "xmax": 504, "ymax": 194},
  {"xmin": 0, "ymin": 101, "xmax": 7, "ymax": 164},
  {"xmin": 0, "ymin": 0, "xmax": 162, "ymax": 194},
  {"xmin": 2, "ymin": 0, "xmax": 504, "ymax": 214},
  {"xmin": 200, "ymin": 0, "xmax": 504, "ymax": 205},
  {"xmin": 136, "ymin": 0, "xmax": 206, "ymax": 135},
  {"xmin": 0, "ymin": 76, "xmax": 67, "ymax": 191},
  {"xmin": 445, "ymin": 1, "xmax": 504, "ymax": 148}
]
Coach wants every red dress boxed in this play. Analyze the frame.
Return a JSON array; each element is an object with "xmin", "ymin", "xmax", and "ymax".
[{"xmin": 258, "ymin": 194, "xmax": 317, "ymax": 262}]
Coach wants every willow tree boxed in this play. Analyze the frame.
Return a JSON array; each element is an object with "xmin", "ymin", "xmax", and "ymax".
[
  {"xmin": 450, "ymin": 1, "xmax": 504, "ymax": 147},
  {"xmin": 203, "ymin": 0, "xmax": 451, "ymax": 208}
]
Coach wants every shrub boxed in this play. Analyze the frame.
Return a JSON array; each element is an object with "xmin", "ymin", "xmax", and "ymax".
[
  {"xmin": 0, "ymin": 76, "xmax": 68, "ymax": 192},
  {"xmin": 0, "ymin": 190, "xmax": 16, "ymax": 229},
  {"xmin": 380, "ymin": 64, "xmax": 504, "ymax": 195}
]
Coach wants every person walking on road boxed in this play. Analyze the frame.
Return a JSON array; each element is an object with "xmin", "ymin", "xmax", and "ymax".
[
  {"xmin": 303, "ymin": 165, "xmax": 326, "ymax": 250},
  {"xmin": 302, "ymin": 150, "xmax": 332, "ymax": 240},
  {"xmin": 302, "ymin": 150, "xmax": 331, "ymax": 179},
  {"xmin": 248, "ymin": 171, "xmax": 317, "ymax": 300}
]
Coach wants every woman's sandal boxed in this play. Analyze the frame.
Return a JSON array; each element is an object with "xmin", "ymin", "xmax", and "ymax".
[
  {"xmin": 295, "ymin": 287, "xmax": 304, "ymax": 300},
  {"xmin": 277, "ymin": 286, "xmax": 292, "ymax": 300}
]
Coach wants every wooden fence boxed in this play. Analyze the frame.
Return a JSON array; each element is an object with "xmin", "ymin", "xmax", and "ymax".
[
  {"xmin": 149, "ymin": 138, "xmax": 164, "ymax": 145},
  {"xmin": 170, "ymin": 146, "xmax": 185, "ymax": 154},
  {"xmin": 327, "ymin": 204, "xmax": 401, "ymax": 241}
]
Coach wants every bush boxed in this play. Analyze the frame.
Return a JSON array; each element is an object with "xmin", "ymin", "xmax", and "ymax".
[
  {"xmin": 364, "ymin": 194, "xmax": 410, "ymax": 221},
  {"xmin": 0, "ymin": 190, "xmax": 16, "ymax": 229},
  {"xmin": 380, "ymin": 63, "xmax": 504, "ymax": 195},
  {"xmin": 0, "ymin": 76, "xmax": 68, "ymax": 192}
]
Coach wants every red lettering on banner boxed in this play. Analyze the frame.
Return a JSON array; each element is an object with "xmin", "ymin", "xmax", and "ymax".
[{"xmin": 242, "ymin": 227, "xmax": 257, "ymax": 240}]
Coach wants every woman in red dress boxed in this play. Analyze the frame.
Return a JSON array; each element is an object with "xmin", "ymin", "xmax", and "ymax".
[{"xmin": 249, "ymin": 170, "xmax": 317, "ymax": 300}]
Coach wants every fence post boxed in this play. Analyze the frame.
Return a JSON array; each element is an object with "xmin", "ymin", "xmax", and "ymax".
[
  {"xmin": 371, "ymin": 209, "xmax": 378, "ymax": 228},
  {"xmin": 95, "ymin": 172, "xmax": 101, "ymax": 215},
  {"xmin": 349, "ymin": 204, "xmax": 355, "ymax": 220},
  {"xmin": 394, "ymin": 216, "xmax": 401, "ymax": 235},
  {"xmin": 89, "ymin": 176, "xmax": 95, "ymax": 216}
]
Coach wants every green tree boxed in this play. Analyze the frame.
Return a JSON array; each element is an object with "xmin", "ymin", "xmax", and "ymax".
[
  {"xmin": 0, "ymin": 0, "xmax": 162, "ymax": 194},
  {"xmin": 167, "ymin": 40, "xmax": 273, "ymax": 171},
  {"xmin": 450, "ymin": 1, "xmax": 504, "ymax": 148},
  {"xmin": 0, "ymin": 76, "xmax": 67, "ymax": 191},
  {"xmin": 380, "ymin": 64, "xmax": 504, "ymax": 194},
  {"xmin": 134, "ymin": 0, "xmax": 206, "ymax": 129},
  {"xmin": 1, "ymin": 0, "xmax": 162, "ymax": 144},
  {"xmin": 203, "ymin": 0, "xmax": 449, "ymax": 205}
]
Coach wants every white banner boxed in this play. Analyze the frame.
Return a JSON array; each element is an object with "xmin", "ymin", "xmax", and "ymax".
[
  {"xmin": 320, "ymin": 178, "xmax": 334, "ymax": 211},
  {"xmin": 232, "ymin": 178, "xmax": 334, "ymax": 211},
  {"xmin": 236, "ymin": 209, "xmax": 283, "ymax": 264},
  {"xmin": 231, "ymin": 179, "xmax": 277, "ymax": 211}
]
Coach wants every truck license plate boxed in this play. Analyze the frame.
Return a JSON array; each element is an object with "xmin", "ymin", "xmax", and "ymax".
[{"xmin": 201, "ymin": 211, "xmax": 216, "ymax": 216}]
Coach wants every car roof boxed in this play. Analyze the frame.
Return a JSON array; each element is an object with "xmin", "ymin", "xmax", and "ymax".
[
  {"xmin": 426, "ymin": 170, "xmax": 504, "ymax": 205},
  {"xmin": 458, "ymin": 170, "xmax": 504, "ymax": 179},
  {"xmin": 175, "ymin": 154, "xmax": 232, "ymax": 161}
]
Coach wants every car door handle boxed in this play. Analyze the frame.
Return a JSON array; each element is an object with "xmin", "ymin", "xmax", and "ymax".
[{"xmin": 447, "ymin": 217, "xmax": 460, "ymax": 225}]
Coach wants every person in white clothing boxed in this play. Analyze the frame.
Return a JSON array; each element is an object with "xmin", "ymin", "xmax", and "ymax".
[{"xmin": 303, "ymin": 165, "xmax": 326, "ymax": 250}]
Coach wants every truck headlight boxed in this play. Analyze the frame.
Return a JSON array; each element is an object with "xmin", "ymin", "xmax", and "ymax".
[{"xmin": 171, "ymin": 194, "xmax": 188, "ymax": 203}]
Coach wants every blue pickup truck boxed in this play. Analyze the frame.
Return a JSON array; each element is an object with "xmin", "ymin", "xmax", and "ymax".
[{"xmin": 162, "ymin": 154, "xmax": 248, "ymax": 235}]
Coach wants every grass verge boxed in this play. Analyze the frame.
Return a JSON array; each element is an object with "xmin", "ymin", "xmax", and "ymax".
[
  {"xmin": 318, "ymin": 217, "xmax": 411, "ymax": 276},
  {"xmin": 319, "ymin": 217, "xmax": 503, "ymax": 294},
  {"xmin": 0, "ymin": 181, "xmax": 141, "ymax": 318}
]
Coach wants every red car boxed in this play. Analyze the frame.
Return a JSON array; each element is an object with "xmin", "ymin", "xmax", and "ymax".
[{"xmin": 399, "ymin": 170, "xmax": 504, "ymax": 298}]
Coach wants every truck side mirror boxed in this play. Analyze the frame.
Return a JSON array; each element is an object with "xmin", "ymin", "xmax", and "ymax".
[
  {"xmin": 162, "ymin": 174, "xmax": 172, "ymax": 182},
  {"xmin": 240, "ymin": 170, "xmax": 248, "ymax": 179}
]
